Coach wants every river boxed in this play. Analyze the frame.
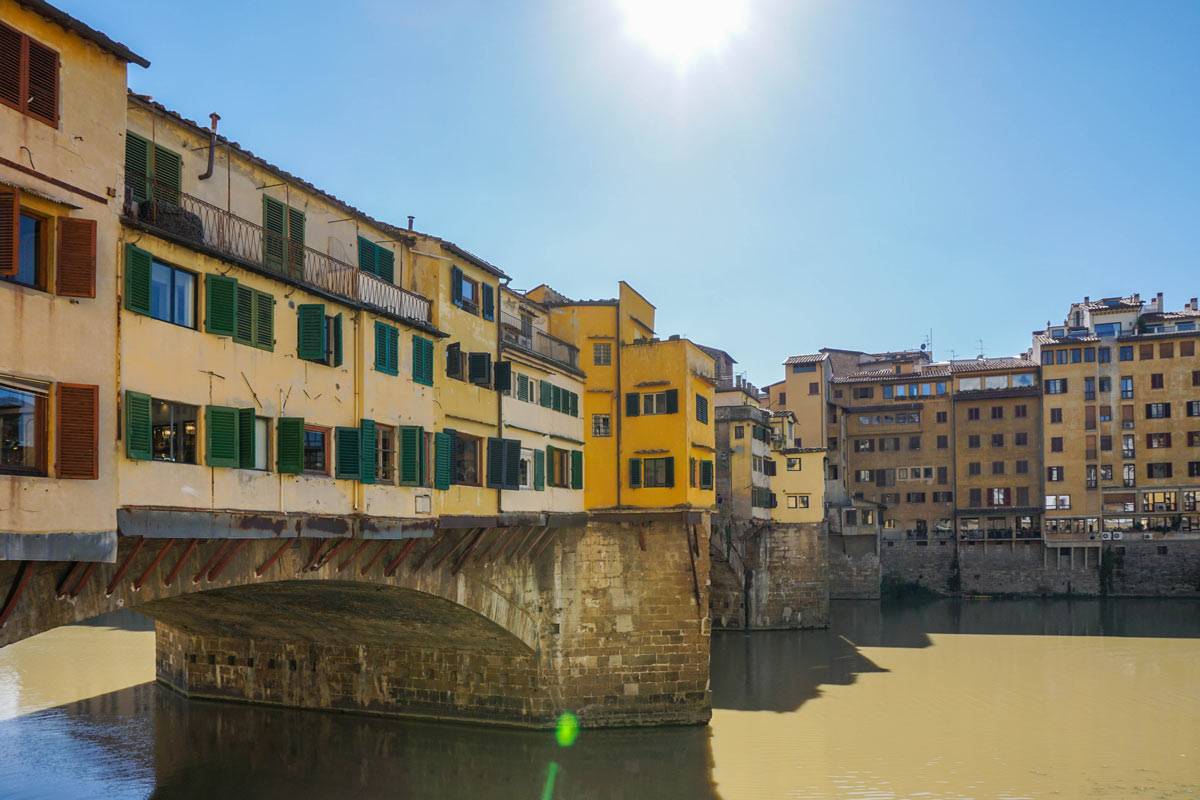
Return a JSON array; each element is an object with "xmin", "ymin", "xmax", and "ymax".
[{"xmin": 0, "ymin": 599, "xmax": 1197, "ymax": 799}]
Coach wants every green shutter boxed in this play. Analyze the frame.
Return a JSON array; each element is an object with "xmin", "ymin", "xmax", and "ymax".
[
  {"xmin": 665, "ymin": 389, "xmax": 679, "ymax": 414},
  {"xmin": 335, "ymin": 426, "xmax": 361, "ymax": 480},
  {"xmin": 254, "ymin": 291, "xmax": 274, "ymax": 350},
  {"xmin": 234, "ymin": 284, "xmax": 254, "ymax": 344},
  {"xmin": 533, "ymin": 449, "xmax": 545, "ymax": 491},
  {"xmin": 332, "ymin": 313, "xmax": 343, "ymax": 367},
  {"xmin": 388, "ymin": 325, "xmax": 399, "ymax": 374},
  {"xmin": 358, "ymin": 236, "xmax": 377, "ymax": 276},
  {"xmin": 153, "ymin": 145, "xmax": 182, "ymax": 204},
  {"xmin": 399, "ymin": 425, "xmax": 423, "ymax": 485},
  {"xmin": 517, "ymin": 374, "xmax": 530, "ymax": 402},
  {"xmin": 124, "ymin": 390, "xmax": 152, "ymax": 461},
  {"xmin": 442, "ymin": 429, "xmax": 455, "ymax": 485},
  {"xmin": 700, "ymin": 460, "xmax": 714, "ymax": 490},
  {"xmin": 205, "ymin": 273, "xmax": 239, "ymax": 336},
  {"xmin": 413, "ymin": 336, "xmax": 433, "ymax": 386},
  {"xmin": 374, "ymin": 322, "xmax": 398, "ymax": 375},
  {"xmin": 124, "ymin": 131, "xmax": 151, "ymax": 203},
  {"xmin": 434, "ymin": 432, "xmax": 451, "ymax": 490},
  {"xmin": 540, "ymin": 380, "xmax": 553, "ymax": 408},
  {"xmin": 629, "ymin": 458, "xmax": 641, "ymax": 489},
  {"xmin": 569, "ymin": 392, "xmax": 578, "ymax": 417},
  {"xmin": 571, "ymin": 450, "xmax": 583, "ymax": 490},
  {"xmin": 374, "ymin": 321, "xmax": 389, "ymax": 373},
  {"xmin": 277, "ymin": 417, "xmax": 305, "ymax": 474},
  {"xmin": 124, "ymin": 244, "xmax": 152, "ymax": 316},
  {"xmin": 360, "ymin": 419, "xmax": 376, "ymax": 484},
  {"xmin": 377, "ymin": 247, "xmax": 394, "ymax": 284},
  {"xmin": 237, "ymin": 408, "xmax": 256, "ymax": 469},
  {"xmin": 205, "ymin": 405, "xmax": 240, "ymax": 467},
  {"xmin": 546, "ymin": 446, "xmax": 556, "ymax": 486},
  {"xmin": 451, "ymin": 266, "xmax": 463, "ymax": 307},
  {"xmin": 504, "ymin": 439, "xmax": 521, "ymax": 490},
  {"xmin": 486, "ymin": 437, "xmax": 504, "ymax": 489},
  {"xmin": 286, "ymin": 207, "xmax": 305, "ymax": 275},
  {"xmin": 297, "ymin": 304, "xmax": 326, "ymax": 361},
  {"xmin": 664, "ymin": 457, "xmax": 675, "ymax": 488},
  {"xmin": 481, "ymin": 283, "xmax": 495, "ymax": 321},
  {"xmin": 626, "ymin": 392, "xmax": 640, "ymax": 417},
  {"xmin": 263, "ymin": 197, "xmax": 286, "ymax": 270}
]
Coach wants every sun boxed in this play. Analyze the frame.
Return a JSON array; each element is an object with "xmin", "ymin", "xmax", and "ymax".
[{"xmin": 616, "ymin": 0, "xmax": 749, "ymax": 70}]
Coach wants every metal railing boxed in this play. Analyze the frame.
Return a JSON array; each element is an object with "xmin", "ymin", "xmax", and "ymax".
[
  {"xmin": 499, "ymin": 311, "xmax": 579, "ymax": 369},
  {"xmin": 124, "ymin": 177, "xmax": 431, "ymax": 326}
]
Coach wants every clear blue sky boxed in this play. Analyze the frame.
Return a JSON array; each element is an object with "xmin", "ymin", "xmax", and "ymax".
[{"xmin": 68, "ymin": 0, "xmax": 1200, "ymax": 386}]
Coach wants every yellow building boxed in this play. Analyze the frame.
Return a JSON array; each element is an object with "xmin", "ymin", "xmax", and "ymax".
[
  {"xmin": 714, "ymin": 381, "xmax": 773, "ymax": 522},
  {"xmin": 0, "ymin": 1, "xmax": 147, "ymax": 561},
  {"xmin": 768, "ymin": 411, "xmax": 825, "ymax": 524},
  {"xmin": 496, "ymin": 286, "xmax": 585, "ymax": 515},
  {"xmin": 527, "ymin": 282, "xmax": 716, "ymax": 511},
  {"xmin": 119, "ymin": 96, "xmax": 445, "ymax": 533}
]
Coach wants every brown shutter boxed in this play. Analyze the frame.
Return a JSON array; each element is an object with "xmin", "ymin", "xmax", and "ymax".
[
  {"xmin": 56, "ymin": 217, "xmax": 96, "ymax": 297},
  {"xmin": 0, "ymin": 185, "xmax": 17, "ymax": 276},
  {"xmin": 1122, "ymin": 405, "xmax": 1134, "ymax": 424},
  {"xmin": 25, "ymin": 37, "xmax": 58, "ymax": 127},
  {"xmin": 56, "ymin": 383, "xmax": 98, "ymax": 479}
]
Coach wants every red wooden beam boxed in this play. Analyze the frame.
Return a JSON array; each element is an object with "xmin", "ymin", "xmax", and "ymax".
[
  {"xmin": 359, "ymin": 541, "xmax": 390, "ymax": 576},
  {"xmin": 68, "ymin": 561, "xmax": 99, "ymax": 599},
  {"xmin": 132, "ymin": 539, "xmax": 175, "ymax": 590},
  {"xmin": 519, "ymin": 527, "xmax": 551, "ymax": 560},
  {"xmin": 337, "ymin": 540, "xmax": 371, "ymax": 573},
  {"xmin": 410, "ymin": 531, "xmax": 449, "ymax": 572},
  {"xmin": 164, "ymin": 538, "xmax": 199, "ymax": 587},
  {"xmin": 206, "ymin": 539, "xmax": 249, "ymax": 582},
  {"xmin": 193, "ymin": 540, "xmax": 231, "ymax": 584},
  {"xmin": 430, "ymin": 531, "xmax": 472, "ymax": 572},
  {"xmin": 383, "ymin": 538, "xmax": 419, "ymax": 576},
  {"xmin": 473, "ymin": 529, "xmax": 504, "ymax": 565},
  {"xmin": 255, "ymin": 538, "xmax": 295, "ymax": 577},
  {"xmin": 56, "ymin": 562, "xmax": 83, "ymax": 599},
  {"xmin": 301, "ymin": 539, "xmax": 326, "ymax": 572},
  {"xmin": 0, "ymin": 561, "xmax": 35, "ymax": 629},
  {"xmin": 506, "ymin": 527, "xmax": 535, "ymax": 563},
  {"xmin": 530, "ymin": 528, "xmax": 559, "ymax": 562},
  {"xmin": 314, "ymin": 538, "xmax": 353, "ymax": 571},
  {"xmin": 105, "ymin": 537, "xmax": 146, "ymax": 596},
  {"xmin": 483, "ymin": 528, "xmax": 519, "ymax": 566},
  {"xmin": 451, "ymin": 530, "xmax": 487, "ymax": 575}
]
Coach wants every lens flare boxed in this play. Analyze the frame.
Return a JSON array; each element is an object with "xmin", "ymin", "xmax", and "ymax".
[
  {"xmin": 555, "ymin": 711, "xmax": 580, "ymax": 747},
  {"xmin": 617, "ymin": 0, "xmax": 749, "ymax": 70}
]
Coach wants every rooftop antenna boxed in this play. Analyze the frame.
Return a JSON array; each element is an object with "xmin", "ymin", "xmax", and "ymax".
[
  {"xmin": 922, "ymin": 329, "xmax": 933, "ymax": 359},
  {"xmin": 977, "ymin": 339, "xmax": 986, "ymax": 358}
]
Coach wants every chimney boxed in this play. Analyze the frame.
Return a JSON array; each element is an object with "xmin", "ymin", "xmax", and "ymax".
[
  {"xmin": 407, "ymin": 215, "xmax": 414, "ymax": 231},
  {"xmin": 1156, "ymin": 291, "xmax": 1164, "ymax": 312},
  {"xmin": 1191, "ymin": 297, "xmax": 1198, "ymax": 311},
  {"xmin": 1084, "ymin": 296, "xmax": 1090, "ymax": 303}
]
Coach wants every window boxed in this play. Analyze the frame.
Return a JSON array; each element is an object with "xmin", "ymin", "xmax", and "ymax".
[
  {"xmin": 967, "ymin": 408, "xmax": 980, "ymax": 421},
  {"xmin": 786, "ymin": 495, "xmax": 810, "ymax": 509},
  {"xmin": 696, "ymin": 394, "xmax": 709, "ymax": 424},
  {"xmin": 967, "ymin": 435, "xmax": 980, "ymax": 449},
  {"xmin": 1099, "ymin": 405, "xmax": 1112, "ymax": 423},
  {"xmin": 1069, "ymin": 348, "xmax": 1082, "ymax": 363},
  {"xmin": 486, "ymin": 438, "xmax": 523, "ymax": 490},
  {"xmin": 992, "ymin": 461, "xmax": 1005, "ymax": 475},
  {"xmin": 1085, "ymin": 347, "xmax": 1096, "ymax": 363},
  {"xmin": 933, "ymin": 491, "xmax": 952, "ymax": 503},
  {"xmin": 1041, "ymin": 350, "xmax": 1054, "ymax": 366},
  {"xmin": 968, "ymin": 462, "xmax": 981, "ymax": 476},
  {"xmin": 1101, "ymin": 435, "xmax": 1112, "ymax": 451},
  {"xmin": 412, "ymin": 335, "xmax": 434, "ymax": 386},
  {"xmin": 855, "ymin": 469, "xmax": 873, "ymax": 483},
  {"xmin": 592, "ymin": 413, "xmax": 611, "ymax": 437},
  {"xmin": 593, "ymin": 342, "xmax": 612, "ymax": 366},
  {"xmin": 1098, "ymin": 377, "xmax": 1111, "ymax": 394},
  {"xmin": 450, "ymin": 266, "xmax": 486, "ymax": 317},
  {"xmin": 303, "ymin": 426, "xmax": 329, "ymax": 474},
  {"xmin": 1086, "ymin": 464, "xmax": 1097, "ymax": 489},
  {"xmin": 1146, "ymin": 433, "xmax": 1172, "ymax": 449},
  {"xmin": 778, "ymin": 392, "xmax": 786, "ymax": 404},
  {"xmin": 1160, "ymin": 342, "xmax": 1174, "ymax": 359},
  {"xmin": 1099, "ymin": 347, "xmax": 1111, "ymax": 363},
  {"xmin": 1015, "ymin": 405, "xmax": 1027, "ymax": 418},
  {"xmin": 1118, "ymin": 345, "xmax": 1133, "ymax": 361},
  {"xmin": 991, "ymin": 433, "xmax": 1004, "ymax": 447},
  {"xmin": 852, "ymin": 387, "xmax": 874, "ymax": 400},
  {"xmin": 1190, "ymin": 432, "xmax": 1200, "ymax": 447},
  {"xmin": 454, "ymin": 433, "xmax": 481, "ymax": 485},
  {"xmin": 1151, "ymin": 373, "xmax": 1165, "ymax": 390},
  {"xmin": 1147, "ymin": 462, "xmax": 1172, "ymax": 479},
  {"xmin": 1123, "ymin": 464, "xmax": 1136, "ymax": 487},
  {"xmin": 699, "ymin": 459, "xmax": 714, "ymax": 490},
  {"xmin": 1123, "ymin": 434, "xmax": 1135, "ymax": 458},
  {"xmin": 734, "ymin": 426, "xmax": 744, "ymax": 439},
  {"xmin": 1047, "ymin": 466, "xmax": 1063, "ymax": 482},
  {"xmin": 787, "ymin": 458, "xmax": 802, "ymax": 471},
  {"xmin": 936, "ymin": 435, "xmax": 948, "ymax": 449},
  {"xmin": 1055, "ymin": 350, "xmax": 1067, "ymax": 365},
  {"xmin": 1050, "ymin": 408, "xmax": 1062, "ymax": 423},
  {"xmin": 1046, "ymin": 379, "xmax": 1068, "ymax": 395},
  {"xmin": 854, "ymin": 438, "xmax": 875, "ymax": 453},
  {"xmin": 295, "ymin": 304, "xmax": 342, "ymax": 366},
  {"xmin": 373, "ymin": 322, "xmax": 400, "ymax": 375},
  {"xmin": 642, "ymin": 456, "xmax": 674, "ymax": 488},
  {"xmin": 0, "ymin": 23, "xmax": 59, "ymax": 126},
  {"xmin": 879, "ymin": 437, "xmax": 900, "ymax": 452},
  {"xmin": 261, "ymin": 197, "xmax": 305, "ymax": 273},
  {"xmin": 1, "ymin": 208, "xmax": 45, "ymax": 291},
  {"xmin": 936, "ymin": 411, "xmax": 948, "ymax": 423},
  {"xmin": 0, "ymin": 379, "xmax": 47, "ymax": 475},
  {"xmin": 1188, "ymin": 401, "xmax": 1200, "ymax": 417},
  {"xmin": 519, "ymin": 448, "xmax": 533, "ymax": 490},
  {"xmin": 1051, "ymin": 437, "xmax": 1063, "ymax": 453},
  {"xmin": 1016, "ymin": 459, "xmax": 1029, "ymax": 474},
  {"xmin": 828, "ymin": 436, "xmax": 838, "ymax": 451},
  {"xmin": 1146, "ymin": 403, "xmax": 1171, "ymax": 419},
  {"xmin": 640, "ymin": 390, "xmax": 677, "ymax": 415},
  {"xmin": 1139, "ymin": 343, "xmax": 1155, "ymax": 360},
  {"xmin": 355, "ymin": 236, "xmax": 396, "ymax": 284},
  {"xmin": 1195, "ymin": 370, "xmax": 1200, "ymax": 387},
  {"xmin": 808, "ymin": 382, "xmax": 818, "ymax": 395},
  {"xmin": 1190, "ymin": 462, "xmax": 1200, "ymax": 478},
  {"xmin": 906, "ymin": 492, "xmax": 926, "ymax": 504},
  {"xmin": 1015, "ymin": 432, "xmax": 1028, "ymax": 446},
  {"xmin": 909, "ymin": 436, "xmax": 921, "ymax": 451},
  {"xmin": 989, "ymin": 488, "xmax": 1011, "ymax": 507},
  {"xmin": 375, "ymin": 425, "xmax": 395, "ymax": 483},
  {"xmin": 1084, "ymin": 377, "xmax": 1095, "ymax": 400}
]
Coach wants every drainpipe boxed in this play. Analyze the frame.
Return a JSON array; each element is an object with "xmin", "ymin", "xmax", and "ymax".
[
  {"xmin": 198, "ymin": 113, "xmax": 220, "ymax": 180},
  {"xmin": 497, "ymin": 279, "xmax": 507, "ymax": 514}
]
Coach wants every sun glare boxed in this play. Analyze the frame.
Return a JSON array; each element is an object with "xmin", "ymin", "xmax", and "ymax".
[{"xmin": 617, "ymin": 0, "xmax": 749, "ymax": 70}]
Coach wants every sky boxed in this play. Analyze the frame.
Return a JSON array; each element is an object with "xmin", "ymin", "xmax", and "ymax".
[{"xmin": 66, "ymin": 0, "xmax": 1200, "ymax": 386}]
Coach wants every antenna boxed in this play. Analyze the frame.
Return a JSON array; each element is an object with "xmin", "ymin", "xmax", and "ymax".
[
  {"xmin": 977, "ymin": 339, "xmax": 986, "ymax": 359},
  {"xmin": 922, "ymin": 329, "xmax": 933, "ymax": 359}
]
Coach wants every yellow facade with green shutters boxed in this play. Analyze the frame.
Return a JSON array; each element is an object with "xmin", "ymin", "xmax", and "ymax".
[{"xmin": 529, "ymin": 282, "xmax": 717, "ymax": 511}]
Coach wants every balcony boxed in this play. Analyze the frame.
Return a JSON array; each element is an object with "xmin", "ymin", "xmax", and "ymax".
[
  {"xmin": 123, "ymin": 177, "xmax": 432, "ymax": 326},
  {"xmin": 499, "ymin": 312, "xmax": 579, "ymax": 371}
]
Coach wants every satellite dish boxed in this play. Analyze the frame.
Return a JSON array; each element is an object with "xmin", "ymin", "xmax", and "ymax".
[{"xmin": 920, "ymin": 343, "xmax": 927, "ymax": 350}]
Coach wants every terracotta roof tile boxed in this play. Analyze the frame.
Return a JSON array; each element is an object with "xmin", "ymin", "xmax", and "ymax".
[{"xmin": 783, "ymin": 353, "xmax": 828, "ymax": 365}]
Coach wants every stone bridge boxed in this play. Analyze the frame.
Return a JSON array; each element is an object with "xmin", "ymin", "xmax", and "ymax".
[{"xmin": 0, "ymin": 510, "xmax": 712, "ymax": 729}]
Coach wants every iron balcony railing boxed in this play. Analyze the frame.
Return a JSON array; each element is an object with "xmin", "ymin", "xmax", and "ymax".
[
  {"xmin": 124, "ymin": 176, "xmax": 432, "ymax": 326},
  {"xmin": 499, "ymin": 311, "xmax": 579, "ymax": 370}
]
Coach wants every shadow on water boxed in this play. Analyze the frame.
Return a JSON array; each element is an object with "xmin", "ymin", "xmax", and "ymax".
[
  {"xmin": 711, "ymin": 597, "xmax": 1200, "ymax": 714},
  {"xmin": 0, "ymin": 681, "xmax": 721, "ymax": 800}
]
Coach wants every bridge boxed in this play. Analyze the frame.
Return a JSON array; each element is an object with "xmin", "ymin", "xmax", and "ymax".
[{"xmin": 0, "ymin": 512, "xmax": 712, "ymax": 729}]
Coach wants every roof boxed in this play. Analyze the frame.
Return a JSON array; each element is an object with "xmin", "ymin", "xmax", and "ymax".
[
  {"xmin": 1034, "ymin": 332, "xmax": 1101, "ymax": 344},
  {"xmin": 439, "ymin": 240, "xmax": 511, "ymax": 280},
  {"xmin": 948, "ymin": 358, "xmax": 1038, "ymax": 374},
  {"xmin": 16, "ymin": 0, "xmax": 149, "ymax": 67},
  {"xmin": 860, "ymin": 349, "xmax": 930, "ymax": 362},
  {"xmin": 1076, "ymin": 296, "xmax": 1143, "ymax": 312},
  {"xmin": 783, "ymin": 353, "xmax": 828, "ymax": 365},
  {"xmin": 697, "ymin": 345, "xmax": 736, "ymax": 364},
  {"xmin": 832, "ymin": 366, "xmax": 952, "ymax": 384}
]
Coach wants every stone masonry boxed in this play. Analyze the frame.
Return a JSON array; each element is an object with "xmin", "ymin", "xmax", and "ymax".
[
  {"xmin": 709, "ymin": 521, "xmax": 829, "ymax": 629},
  {"xmin": 828, "ymin": 533, "xmax": 881, "ymax": 599}
]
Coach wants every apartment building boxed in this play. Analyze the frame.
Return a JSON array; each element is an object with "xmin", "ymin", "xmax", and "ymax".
[
  {"xmin": 713, "ymin": 381, "xmax": 773, "ymax": 522},
  {"xmin": 527, "ymin": 282, "xmax": 717, "ymax": 511},
  {"xmin": 0, "ymin": 1, "xmax": 147, "ymax": 561},
  {"xmin": 1031, "ymin": 294, "xmax": 1200, "ymax": 540}
]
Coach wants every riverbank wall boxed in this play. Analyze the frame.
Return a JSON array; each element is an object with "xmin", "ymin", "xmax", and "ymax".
[
  {"xmin": 710, "ymin": 522, "xmax": 829, "ymax": 629},
  {"xmin": 829, "ymin": 534, "xmax": 881, "ymax": 600}
]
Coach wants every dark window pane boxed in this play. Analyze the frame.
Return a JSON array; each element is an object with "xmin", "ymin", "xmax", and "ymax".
[{"xmin": 0, "ymin": 384, "xmax": 43, "ymax": 473}]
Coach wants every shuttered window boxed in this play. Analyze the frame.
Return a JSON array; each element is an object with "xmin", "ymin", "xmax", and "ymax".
[
  {"xmin": 56, "ymin": 383, "xmax": 98, "ymax": 479},
  {"xmin": 357, "ymin": 236, "xmax": 396, "ymax": 284},
  {"xmin": 412, "ymin": 335, "xmax": 434, "ymax": 386},
  {"xmin": 124, "ymin": 132, "xmax": 182, "ymax": 205},
  {"xmin": 398, "ymin": 425, "xmax": 425, "ymax": 485},
  {"xmin": 696, "ymin": 394, "xmax": 709, "ymax": 424},
  {"xmin": 493, "ymin": 361, "xmax": 512, "ymax": 393},
  {"xmin": 237, "ymin": 408, "xmax": 257, "ymax": 469},
  {"xmin": 233, "ymin": 284, "xmax": 274, "ymax": 350},
  {"xmin": 570, "ymin": 450, "xmax": 583, "ymax": 490},
  {"xmin": 374, "ymin": 321, "xmax": 399, "ymax": 375},
  {"xmin": 123, "ymin": 244, "xmax": 152, "ymax": 315},
  {"xmin": 56, "ymin": 218, "xmax": 96, "ymax": 298},
  {"xmin": 533, "ymin": 448, "xmax": 545, "ymax": 491},
  {"xmin": 205, "ymin": 274, "xmax": 238, "ymax": 337},
  {"xmin": 335, "ymin": 426, "xmax": 361, "ymax": 480},
  {"xmin": 297, "ymin": 304, "xmax": 341, "ymax": 366},
  {"xmin": 468, "ymin": 352, "xmax": 492, "ymax": 387},
  {"xmin": 360, "ymin": 419, "xmax": 377, "ymax": 484},
  {"xmin": 0, "ymin": 186, "xmax": 16, "ymax": 277},
  {"xmin": 0, "ymin": 23, "xmax": 58, "ymax": 127},
  {"xmin": 699, "ymin": 460, "xmax": 714, "ymax": 490},
  {"xmin": 433, "ymin": 431, "xmax": 452, "ymax": 490},
  {"xmin": 628, "ymin": 458, "xmax": 641, "ymax": 488},
  {"xmin": 276, "ymin": 417, "xmax": 305, "ymax": 474},
  {"xmin": 124, "ymin": 390, "xmax": 153, "ymax": 461},
  {"xmin": 481, "ymin": 283, "xmax": 495, "ymax": 321},
  {"xmin": 486, "ymin": 437, "xmax": 522, "ymax": 490},
  {"xmin": 205, "ymin": 405, "xmax": 240, "ymax": 468},
  {"xmin": 263, "ymin": 197, "xmax": 305, "ymax": 274}
]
